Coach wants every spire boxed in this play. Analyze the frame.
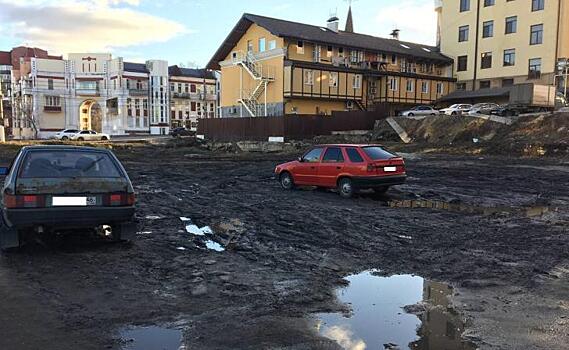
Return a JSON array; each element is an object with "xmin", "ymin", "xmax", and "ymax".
[{"xmin": 345, "ymin": 5, "xmax": 354, "ymax": 33}]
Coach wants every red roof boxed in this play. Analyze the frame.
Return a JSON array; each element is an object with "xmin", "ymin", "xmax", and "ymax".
[{"xmin": 0, "ymin": 51, "xmax": 11, "ymax": 65}]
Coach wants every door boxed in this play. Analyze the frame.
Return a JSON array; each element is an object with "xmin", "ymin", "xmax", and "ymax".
[
  {"xmin": 318, "ymin": 147, "xmax": 345, "ymax": 187},
  {"xmin": 294, "ymin": 147, "xmax": 323, "ymax": 185}
]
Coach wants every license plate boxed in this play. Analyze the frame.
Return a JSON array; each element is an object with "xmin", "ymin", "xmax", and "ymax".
[
  {"xmin": 384, "ymin": 166, "xmax": 397, "ymax": 172},
  {"xmin": 52, "ymin": 197, "xmax": 96, "ymax": 206}
]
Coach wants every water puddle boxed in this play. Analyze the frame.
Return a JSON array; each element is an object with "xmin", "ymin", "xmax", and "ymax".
[
  {"xmin": 120, "ymin": 326, "xmax": 184, "ymax": 350},
  {"xmin": 180, "ymin": 217, "xmax": 224, "ymax": 252},
  {"xmin": 389, "ymin": 199, "xmax": 554, "ymax": 218},
  {"xmin": 315, "ymin": 271, "xmax": 474, "ymax": 350},
  {"xmin": 205, "ymin": 240, "xmax": 225, "ymax": 252}
]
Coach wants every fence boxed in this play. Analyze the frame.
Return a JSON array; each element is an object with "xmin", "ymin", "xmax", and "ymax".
[{"xmin": 197, "ymin": 109, "xmax": 389, "ymax": 142}]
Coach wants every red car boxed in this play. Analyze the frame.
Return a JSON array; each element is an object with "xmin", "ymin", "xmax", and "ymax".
[{"xmin": 274, "ymin": 144, "xmax": 406, "ymax": 198}]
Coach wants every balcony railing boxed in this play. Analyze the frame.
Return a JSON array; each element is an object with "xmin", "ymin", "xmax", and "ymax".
[
  {"xmin": 76, "ymin": 88, "xmax": 100, "ymax": 96},
  {"xmin": 44, "ymin": 105, "xmax": 62, "ymax": 112},
  {"xmin": 128, "ymin": 88, "xmax": 149, "ymax": 96}
]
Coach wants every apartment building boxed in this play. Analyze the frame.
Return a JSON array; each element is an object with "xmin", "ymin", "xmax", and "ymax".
[
  {"xmin": 207, "ymin": 11, "xmax": 455, "ymax": 117},
  {"xmin": 168, "ymin": 66, "xmax": 217, "ymax": 130},
  {"xmin": 437, "ymin": 0, "xmax": 569, "ymax": 91}
]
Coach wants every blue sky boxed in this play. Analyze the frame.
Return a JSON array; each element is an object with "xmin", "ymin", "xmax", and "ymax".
[{"xmin": 0, "ymin": 0, "xmax": 436, "ymax": 67}]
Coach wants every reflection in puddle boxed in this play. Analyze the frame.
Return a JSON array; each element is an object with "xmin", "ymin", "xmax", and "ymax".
[
  {"xmin": 316, "ymin": 271, "xmax": 474, "ymax": 350},
  {"xmin": 120, "ymin": 326, "xmax": 184, "ymax": 350},
  {"xmin": 180, "ymin": 217, "xmax": 213, "ymax": 236},
  {"xmin": 389, "ymin": 199, "xmax": 553, "ymax": 218}
]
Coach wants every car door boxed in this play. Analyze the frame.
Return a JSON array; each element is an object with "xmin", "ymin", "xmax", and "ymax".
[
  {"xmin": 90, "ymin": 131, "xmax": 98, "ymax": 141},
  {"xmin": 294, "ymin": 147, "xmax": 324, "ymax": 185},
  {"xmin": 418, "ymin": 106, "xmax": 430, "ymax": 115},
  {"xmin": 317, "ymin": 147, "xmax": 345, "ymax": 187}
]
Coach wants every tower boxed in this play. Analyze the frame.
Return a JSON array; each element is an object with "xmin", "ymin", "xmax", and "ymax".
[{"xmin": 345, "ymin": 4, "xmax": 354, "ymax": 33}]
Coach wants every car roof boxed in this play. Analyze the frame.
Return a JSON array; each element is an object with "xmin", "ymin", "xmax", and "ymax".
[{"xmin": 21, "ymin": 145, "xmax": 111, "ymax": 152}]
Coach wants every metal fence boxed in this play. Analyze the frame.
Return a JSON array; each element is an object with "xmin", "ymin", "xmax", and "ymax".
[{"xmin": 197, "ymin": 109, "xmax": 389, "ymax": 141}]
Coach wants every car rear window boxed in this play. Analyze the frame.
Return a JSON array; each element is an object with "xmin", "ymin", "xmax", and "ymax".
[
  {"xmin": 362, "ymin": 147, "xmax": 396, "ymax": 160},
  {"xmin": 19, "ymin": 151, "xmax": 122, "ymax": 178},
  {"xmin": 346, "ymin": 148, "xmax": 364, "ymax": 163}
]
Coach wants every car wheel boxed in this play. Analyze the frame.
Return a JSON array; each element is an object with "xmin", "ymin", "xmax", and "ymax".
[
  {"xmin": 338, "ymin": 178, "xmax": 355, "ymax": 198},
  {"xmin": 77, "ymin": 137, "xmax": 84, "ymax": 141},
  {"xmin": 101, "ymin": 136, "xmax": 108, "ymax": 141},
  {"xmin": 279, "ymin": 172, "xmax": 295, "ymax": 190},
  {"xmin": 61, "ymin": 136, "xmax": 68, "ymax": 140},
  {"xmin": 430, "ymin": 113, "xmax": 436, "ymax": 116},
  {"xmin": 408, "ymin": 113, "xmax": 414, "ymax": 116},
  {"xmin": 451, "ymin": 111, "xmax": 457, "ymax": 116}
]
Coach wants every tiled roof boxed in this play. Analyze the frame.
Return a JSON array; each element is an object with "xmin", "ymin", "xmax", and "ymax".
[
  {"xmin": 168, "ymin": 65, "xmax": 216, "ymax": 79},
  {"xmin": 207, "ymin": 13, "xmax": 452, "ymax": 70}
]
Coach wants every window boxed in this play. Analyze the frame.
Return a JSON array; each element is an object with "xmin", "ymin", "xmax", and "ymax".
[
  {"xmin": 421, "ymin": 81, "xmax": 429, "ymax": 94},
  {"xmin": 338, "ymin": 47, "xmax": 344, "ymax": 57},
  {"xmin": 247, "ymin": 40, "xmax": 253, "ymax": 52},
  {"xmin": 329, "ymin": 72, "xmax": 338, "ymax": 87},
  {"xmin": 362, "ymin": 146, "xmax": 396, "ymax": 160},
  {"xmin": 503, "ymin": 49, "xmax": 516, "ymax": 66},
  {"xmin": 389, "ymin": 77, "xmax": 398, "ymax": 91},
  {"xmin": 529, "ymin": 58, "xmax": 542, "ymax": 79},
  {"xmin": 406, "ymin": 80, "xmax": 414, "ymax": 92},
  {"xmin": 532, "ymin": 0, "xmax": 544, "ymax": 11},
  {"xmin": 304, "ymin": 70, "xmax": 314, "ymax": 85},
  {"xmin": 350, "ymin": 50, "xmax": 360, "ymax": 63},
  {"xmin": 484, "ymin": 0, "xmax": 494, "ymax": 6},
  {"xmin": 268, "ymin": 40, "xmax": 277, "ymax": 50},
  {"xmin": 457, "ymin": 83, "xmax": 467, "ymax": 91},
  {"xmin": 322, "ymin": 147, "xmax": 344, "ymax": 163},
  {"xmin": 190, "ymin": 84, "xmax": 197, "ymax": 93},
  {"xmin": 20, "ymin": 151, "xmax": 121, "ymax": 179},
  {"xmin": 259, "ymin": 37, "xmax": 266, "ymax": 52},
  {"xmin": 457, "ymin": 55, "xmax": 468, "ymax": 72},
  {"xmin": 353, "ymin": 74, "xmax": 362, "ymax": 89},
  {"xmin": 458, "ymin": 25, "xmax": 469, "ymax": 42},
  {"xmin": 502, "ymin": 78, "xmax": 514, "ymax": 87},
  {"xmin": 482, "ymin": 21, "xmax": 494, "ymax": 38},
  {"xmin": 327, "ymin": 46, "xmax": 333, "ymax": 58},
  {"xmin": 436, "ymin": 82, "xmax": 444, "ymax": 95},
  {"xmin": 530, "ymin": 24, "xmax": 543, "ymax": 45},
  {"xmin": 45, "ymin": 96, "xmax": 60, "ymax": 106},
  {"xmin": 481, "ymin": 52, "xmax": 492, "ymax": 69},
  {"xmin": 302, "ymin": 148, "xmax": 323, "ymax": 163},
  {"xmin": 391, "ymin": 55, "xmax": 397, "ymax": 65},
  {"xmin": 346, "ymin": 148, "xmax": 364, "ymax": 163},
  {"xmin": 297, "ymin": 41, "xmax": 304, "ymax": 54},
  {"xmin": 480, "ymin": 80, "xmax": 491, "ymax": 89},
  {"xmin": 505, "ymin": 16, "xmax": 517, "ymax": 34},
  {"xmin": 460, "ymin": 0, "xmax": 470, "ymax": 12}
]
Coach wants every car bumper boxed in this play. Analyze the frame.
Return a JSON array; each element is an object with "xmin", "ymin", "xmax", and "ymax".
[
  {"xmin": 3, "ymin": 206, "xmax": 135, "ymax": 229},
  {"xmin": 351, "ymin": 174, "xmax": 407, "ymax": 188}
]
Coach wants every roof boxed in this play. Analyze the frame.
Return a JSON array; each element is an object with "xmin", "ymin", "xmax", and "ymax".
[
  {"xmin": 437, "ymin": 87, "xmax": 512, "ymax": 103},
  {"xmin": 123, "ymin": 62, "xmax": 148, "ymax": 74},
  {"xmin": 207, "ymin": 13, "xmax": 452, "ymax": 70},
  {"xmin": 0, "ymin": 51, "xmax": 10, "ymax": 65},
  {"xmin": 168, "ymin": 65, "xmax": 216, "ymax": 79}
]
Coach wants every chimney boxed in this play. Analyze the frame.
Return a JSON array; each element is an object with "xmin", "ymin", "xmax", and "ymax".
[
  {"xmin": 390, "ymin": 29, "xmax": 400, "ymax": 40},
  {"xmin": 327, "ymin": 16, "xmax": 339, "ymax": 33}
]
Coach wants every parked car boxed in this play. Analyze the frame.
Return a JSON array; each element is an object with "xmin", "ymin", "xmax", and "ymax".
[
  {"xmin": 439, "ymin": 104, "xmax": 472, "ymax": 116},
  {"xmin": 170, "ymin": 127, "xmax": 196, "ymax": 137},
  {"xmin": 274, "ymin": 144, "xmax": 406, "ymax": 198},
  {"xmin": 0, "ymin": 146, "xmax": 136, "ymax": 250},
  {"xmin": 70, "ymin": 130, "xmax": 111, "ymax": 141},
  {"xmin": 467, "ymin": 103, "xmax": 500, "ymax": 115},
  {"xmin": 53, "ymin": 129, "xmax": 80, "ymax": 140},
  {"xmin": 400, "ymin": 105, "xmax": 439, "ymax": 117},
  {"xmin": 489, "ymin": 104, "xmax": 521, "ymax": 117}
]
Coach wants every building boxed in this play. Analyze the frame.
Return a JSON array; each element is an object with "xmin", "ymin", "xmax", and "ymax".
[
  {"xmin": 8, "ymin": 51, "xmax": 218, "ymax": 139},
  {"xmin": 168, "ymin": 66, "xmax": 217, "ymax": 130},
  {"xmin": 207, "ymin": 10, "xmax": 455, "ymax": 118},
  {"xmin": 437, "ymin": 0, "xmax": 569, "ymax": 93}
]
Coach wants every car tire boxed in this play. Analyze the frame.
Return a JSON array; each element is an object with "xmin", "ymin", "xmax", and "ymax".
[
  {"xmin": 338, "ymin": 178, "xmax": 355, "ymax": 198},
  {"xmin": 408, "ymin": 113, "xmax": 414, "ymax": 116},
  {"xmin": 101, "ymin": 136, "xmax": 108, "ymax": 141},
  {"xmin": 430, "ymin": 113, "xmax": 436, "ymax": 116},
  {"xmin": 77, "ymin": 137, "xmax": 84, "ymax": 141},
  {"xmin": 279, "ymin": 172, "xmax": 295, "ymax": 190},
  {"xmin": 451, "ymin": 111, "xmax": 457, "ymax": 116},
  {"xmin": 62, "ymin": 136, "xmax": 68, "ymax": 140}
]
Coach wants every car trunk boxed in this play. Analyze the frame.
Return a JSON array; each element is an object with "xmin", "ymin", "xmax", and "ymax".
[{"xmin": 368, "ymin": 157, "xmax": 406, "ymax": 176}]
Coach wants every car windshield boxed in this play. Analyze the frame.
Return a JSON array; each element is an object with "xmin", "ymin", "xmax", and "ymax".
[
  {"xmin": 448, "ymin": 104, "xmax": 459, "ymax": 108},
  {"xmin": 362, "ymin": 146, "xmax": 396, "ymax": 160},
  {"xmin": 19, "ymin": 150, "xmax": 122, "ymax": 178}
]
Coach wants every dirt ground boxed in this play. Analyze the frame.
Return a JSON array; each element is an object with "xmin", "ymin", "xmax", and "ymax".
[{"xmin": 0, "ymin": 142, "xmax": 568, "ymax": 350}]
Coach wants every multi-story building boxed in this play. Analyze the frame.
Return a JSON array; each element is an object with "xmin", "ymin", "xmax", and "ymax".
[
  {"xmin": 207, "ymin": 10, "xmax": 455, "ymax": 117},
  {"xmin": 168, "ymin": 66, "xmax": 217, "ymax": 130},
  {"xmin": 437, "ymin": 0, "xmax": 569, "ymax": 92}
]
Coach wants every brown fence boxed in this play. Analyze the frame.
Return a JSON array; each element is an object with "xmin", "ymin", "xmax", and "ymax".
[{"xmin": 198, "ymin": 110, "xmax": 389, "ymax": 142}]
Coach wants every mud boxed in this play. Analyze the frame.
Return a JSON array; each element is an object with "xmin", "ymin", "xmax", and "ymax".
[{"xmin": 0, "ymin": 144, "xmax": 568, "ymax": 349}]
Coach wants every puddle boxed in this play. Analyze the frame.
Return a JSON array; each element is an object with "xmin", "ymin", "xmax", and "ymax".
[
  {"xmin": 315, "ymin": 271, "xmax": 474, "ymax": 350},
  {"xmin": 180, "ymin": 217, "xmax": 213, "ymax": 236},
  {"xmin": 145, "ymin": 215, "xmax": 164, "ymax": 220},
  {"xmin": 389, "ymin": 199, "xmax": 554, "ymax": 218},
  {"xmin": 205, "ymin": 240, "xmax": 225, "ymax": 252},
  {"xmin": 120, "ymin": 326, "xmax": 184, "ymax": 350}
]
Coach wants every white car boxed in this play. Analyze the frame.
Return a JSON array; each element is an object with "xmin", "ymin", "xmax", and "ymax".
[
  {"xmin": 400, "ymin": 105, "xmax": 439, "ymax": 117},
  {"xmin": 439, "ymin": 104, "xmax": 473, "ymax": 116},
  {"xmin": 53, "ymin": 129, "xmax": 80, "ymax": 140},
  {"xmin": 70, "ymin": 130, "xmax": 111, "ymax": 141}
]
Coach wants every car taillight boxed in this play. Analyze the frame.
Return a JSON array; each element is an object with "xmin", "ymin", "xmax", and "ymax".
[
  {"xmin": 4, "ymin": 194, "xmax": 46, "ymax": 208},
  {"xmin": 104, "ymin": 193, "xmax": 135, "ymax": 207}
]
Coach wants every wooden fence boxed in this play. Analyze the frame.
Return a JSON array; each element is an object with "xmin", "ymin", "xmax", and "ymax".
[{"xmin": 197, "ymin": 110, "xmax": 389, "ymax": 142}]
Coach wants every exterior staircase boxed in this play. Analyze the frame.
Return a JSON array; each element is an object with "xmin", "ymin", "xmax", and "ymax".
[{"xmin": 235, "ymin": 51, "xmax": 274, "ymax": 117}]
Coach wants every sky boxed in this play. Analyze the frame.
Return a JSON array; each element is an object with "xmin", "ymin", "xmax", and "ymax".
[{"xmin": 0, "ymin": 0, "xmax": 437, "ymax": 68}]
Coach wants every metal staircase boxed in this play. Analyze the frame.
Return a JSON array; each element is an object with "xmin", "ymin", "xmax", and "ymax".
[{"xmin": 235, "ymin": 51, "xmax": 274, "ymax": 117}]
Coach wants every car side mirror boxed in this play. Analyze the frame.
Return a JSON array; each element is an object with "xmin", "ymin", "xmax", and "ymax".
[{"xmin": 0, "ymin": 167, "xmax": 9, "ymax": 176}]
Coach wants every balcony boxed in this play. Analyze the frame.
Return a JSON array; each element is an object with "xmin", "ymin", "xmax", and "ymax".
[
  {"xmin": 128, "ymin": 88, "xmax": 149, "ymax": 96},
  {"xmin": 44, "ymin": 105, "xmax": 62, "ymax": 112},
  {"xmin": 76, "ymin": 88, "xmax": 100, "ymax": 97}
]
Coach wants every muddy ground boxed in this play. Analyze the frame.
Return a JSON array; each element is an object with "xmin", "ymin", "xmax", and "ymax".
[{"xmin": 0, "ymin": 143, "xmax": 568, "ymax": 350}]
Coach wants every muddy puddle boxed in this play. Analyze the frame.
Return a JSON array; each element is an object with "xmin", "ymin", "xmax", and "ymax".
[
  {"xmin": 180, "ymin": 217, "xmax": 225, "ymax": 252},
  {"xmin": 315, "ymin": 271, "xmax": 474, "ymax": 350},
  {"xmin": 120, "ymin": 326, "xmax": 184, "ymax": 350},
  {"xmin": 389, "ymin": 199, "xmax": 554, "ymax": 218}
]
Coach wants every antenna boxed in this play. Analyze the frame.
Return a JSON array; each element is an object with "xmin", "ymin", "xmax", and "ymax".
[
  {"xmin": 329, "ymin": 7, "xmax": 338, "ymax": 18},
  {"xmin": 344, "ymin": 0, "xmax": 358, "ymax": 6}
]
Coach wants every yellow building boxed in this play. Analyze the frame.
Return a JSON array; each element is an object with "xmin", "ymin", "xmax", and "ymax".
[
  {"xmin": 208, "ymin": 12, "xmax": 455, "ymax": 117},
  {"xmin": 437, "ymin": 0, "xmax": 569, "ymax": 92}
]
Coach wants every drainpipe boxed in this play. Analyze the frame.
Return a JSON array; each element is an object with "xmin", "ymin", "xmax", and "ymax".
[{"xmin": 472, "ymin": 0, "xmax": 481, "ymax": 91}]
